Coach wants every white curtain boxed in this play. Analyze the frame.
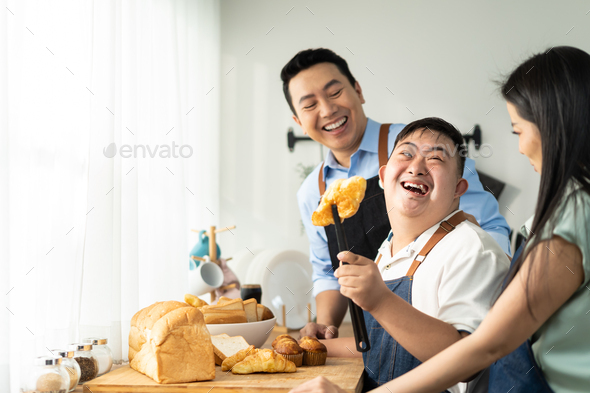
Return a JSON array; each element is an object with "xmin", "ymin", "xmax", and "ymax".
[{"xmin": 0, "ymin": 1, "xmax": 220, "ymax": 391}]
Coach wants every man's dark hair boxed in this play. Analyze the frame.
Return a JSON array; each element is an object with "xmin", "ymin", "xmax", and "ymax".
[
  {"xmin": 280, "ymin": 48, "xmax": 357, "ymax": 116},
  {"xmin": 394, "ymin": 117, "xmax": 466, "ymax": 176}
]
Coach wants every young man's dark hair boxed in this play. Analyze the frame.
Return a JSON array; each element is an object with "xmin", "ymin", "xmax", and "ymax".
[
  {"xmin": 394, "ymin": 117, "xmax": 467, "ymax": 176},
  {"xmin": 280, "ymin": 48, "xmax": 357, "ymax": 115}
]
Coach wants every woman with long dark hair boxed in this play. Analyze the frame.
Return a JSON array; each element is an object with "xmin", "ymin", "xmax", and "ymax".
[{"xmin": 291, "ymin": 46, "xmax": 590, "ymax": 393}]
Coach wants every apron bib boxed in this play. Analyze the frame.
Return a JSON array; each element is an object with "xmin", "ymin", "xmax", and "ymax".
[
  {"xmin": 488, "ymin": 241, "xmax": 554, "ymax": 392},
  {"xmin": 362, "ymin": 211, "xmax": 467, "ymax": 392}
]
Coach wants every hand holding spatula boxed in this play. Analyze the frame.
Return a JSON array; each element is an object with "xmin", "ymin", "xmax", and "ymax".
[{"xmin": 312, "ymin": 176, "xmax": 370, "ymax": 352}]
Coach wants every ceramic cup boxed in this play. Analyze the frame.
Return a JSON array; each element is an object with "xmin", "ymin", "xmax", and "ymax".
[{"xmin": 188, "ymin": 261, "xmax": 224, "ymax": 295}]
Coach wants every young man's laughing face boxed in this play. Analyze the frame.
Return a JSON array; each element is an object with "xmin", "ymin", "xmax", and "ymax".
[
  {"xmin": 379, "ymin": 130, "xmax": 468, "ymax": 220},
  {"xmin": 288, "ymin": 62, "xmax": 368, "ymax": 165}
]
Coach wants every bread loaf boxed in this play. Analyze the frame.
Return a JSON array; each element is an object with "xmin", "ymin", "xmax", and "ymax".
[
  {"xmin": 129, "ymin": 301, "xmax": 187, "ymax": 361},
  {"xmin": 203, "ymin": 309, "xmax": 248, "ymax": 324},
  {"xmin": 129, "ymin": 301, "xmax": 215, "ymax": 383},
  {"xmin": 256, "ymin": 304, "xmax": 275, "ymax": 321},
  {"xmin": 243, "ymin": 299, "xmax": 258, "ymax": 322}
]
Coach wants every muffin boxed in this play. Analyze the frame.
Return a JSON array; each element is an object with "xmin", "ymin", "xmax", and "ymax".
[
  {"xmin": 273, "ymin": 338, "xmax": 303, "ymax": 367},
  {"xmin": 271, "ymin": 334, "xmax": 297, "ymax": 348},
  {"xmin": 298, "ymin": 336, "xmax": 327, "ymax": 366}
]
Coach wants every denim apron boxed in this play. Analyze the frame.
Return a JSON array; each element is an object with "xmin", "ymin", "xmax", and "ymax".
[
  {"xmin": 488, "ymin": 241, "xmax": 554, "ymax": 393},
  {"xmin": 320, "ymin": 124, "xmax": 392, "ymax": 269},
  {"xmin": 362, "ymin": 211, "xmax": 467, "ymax": 392}
]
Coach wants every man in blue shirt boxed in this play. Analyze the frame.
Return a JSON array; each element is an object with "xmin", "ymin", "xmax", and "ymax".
[{"xmin": 280, "ymin": 48, "xmax": 511, "ymax": 339}]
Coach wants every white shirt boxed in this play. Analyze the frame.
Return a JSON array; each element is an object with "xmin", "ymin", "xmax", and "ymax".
[{"xmin": 376, "ymin": 211, "xmax": 510, "ymax": 393}]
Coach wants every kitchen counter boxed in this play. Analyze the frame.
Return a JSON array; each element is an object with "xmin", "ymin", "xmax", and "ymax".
[{"xmin": 77, "ymin": 323, "xmax": 360, "ymax": 393}]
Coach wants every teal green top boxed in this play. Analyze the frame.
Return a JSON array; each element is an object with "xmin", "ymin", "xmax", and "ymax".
[{"xmin": 521, "ymin": 186, "xmax": 590, "ymax": 393}]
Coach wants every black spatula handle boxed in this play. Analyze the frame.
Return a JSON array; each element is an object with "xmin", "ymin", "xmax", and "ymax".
[{"xmin": 331, "ymin": 205, "xmax": 371, "ymax": 353}]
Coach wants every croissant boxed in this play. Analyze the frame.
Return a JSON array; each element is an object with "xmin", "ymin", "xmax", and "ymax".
[
  {"xmin": 231, "ymin": 349, "xmax": 296, "ymax": 374},
  {"xmin": 312, "ymin": 176, "xmax": 367, "ymax": 226},
  {"xmin": 221, "ymin": 345, "xmax": 258, "ymax": 371}
]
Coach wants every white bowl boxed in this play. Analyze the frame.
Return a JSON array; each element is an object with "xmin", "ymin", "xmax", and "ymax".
[{"xmin": 206, "ymin": 317, "xmax": 277, "ymax": 348}]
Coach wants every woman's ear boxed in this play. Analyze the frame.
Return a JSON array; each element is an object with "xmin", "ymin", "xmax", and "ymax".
[{"xmin": 454, "ymin": 178, "xmax": 469, "ymax": 199}]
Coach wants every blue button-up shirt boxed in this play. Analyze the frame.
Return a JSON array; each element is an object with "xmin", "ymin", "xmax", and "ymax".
[{"xmin": 297, "ymin": 118, "xmax": 512, "ymax": 297}]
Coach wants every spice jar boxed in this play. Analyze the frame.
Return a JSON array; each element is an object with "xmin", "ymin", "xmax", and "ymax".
[
  {"xmin": 23, "ymin": 356, "xmax": 69, "ymax": 393},
  {"xmin": 83, "ymin": 337, "xmax": 113, "ymax": 376},
  {"xmin": 51, "ymin": 348, "xmax": 81, "ymax": 391},
  {"xmin": 70, "ymin": 343, "xmax": 99, "ymax": 383}
]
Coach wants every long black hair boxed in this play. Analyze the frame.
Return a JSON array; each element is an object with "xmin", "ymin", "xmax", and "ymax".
[{"xmin": 501, "ymin": 46, "xmax": 590, "ymax": 315}]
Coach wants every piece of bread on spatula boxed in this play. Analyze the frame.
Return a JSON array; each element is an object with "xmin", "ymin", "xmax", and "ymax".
[{"xmin": 312, "ymin": 176, "xmax": 367, "ymax": 226}]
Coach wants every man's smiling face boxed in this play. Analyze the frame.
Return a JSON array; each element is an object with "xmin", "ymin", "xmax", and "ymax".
[
  {"xmin": 288, "ymin": 62, "xmax": 368, "ymax": 163},
  {"xmin": 379, "ymin": 130, "xmax": 468, "ymax": 220}
]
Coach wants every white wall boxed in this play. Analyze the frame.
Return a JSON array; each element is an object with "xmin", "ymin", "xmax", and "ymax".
[{"xmin": 218, "ymin": 0, "xmax": 590, "ymax": 259}]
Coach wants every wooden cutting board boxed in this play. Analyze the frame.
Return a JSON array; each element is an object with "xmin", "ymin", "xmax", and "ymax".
[{"xmin": 83, "ymin": 358, "xmax": 364, "ymax": 393}]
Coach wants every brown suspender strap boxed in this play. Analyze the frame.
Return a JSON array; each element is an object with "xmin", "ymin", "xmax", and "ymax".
[
  {"xmin": 318, "ymin": 162, "xmax": 326, "ymax": 196},
  {"xmin": 378, "ymin": 123, "xmax": 391, "ymax": 168},
  {"xmin": 405, "ymin": 211, "xmax": 468, "ymax": 277},
  {"xmin": 317, "ymin": 123, "xmax": 391, "ymax": 197}
]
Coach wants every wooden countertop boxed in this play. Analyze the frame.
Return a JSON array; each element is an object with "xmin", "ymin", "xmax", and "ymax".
[{"xmin": 78, "ymin": 324, "xmax": 361, "ymax": 393}]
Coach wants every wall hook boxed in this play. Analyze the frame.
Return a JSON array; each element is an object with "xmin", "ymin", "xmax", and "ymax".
[
  {"xmin": 463, "ymin": 124, "xmax": 482, "ymax": 150},
  {"xmin": 287, "ymin": 127, "xmax": 313, "ymax": 152}
]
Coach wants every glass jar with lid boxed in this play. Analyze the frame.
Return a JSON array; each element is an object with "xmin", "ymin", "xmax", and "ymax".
[
  {"xmin": 83, "ymin": 337, "xmax": 113, "ymax": 376},
  {"xmin": 22, "ymin": 356, "xmax": 69, "ymax": 393},
  {"xmin": 70, "ymin": 343, "xmax": 99, "ymax": 383},
  {"xmin": 51, "ymin": 348, "xmax": 81, "ymax": 391}
]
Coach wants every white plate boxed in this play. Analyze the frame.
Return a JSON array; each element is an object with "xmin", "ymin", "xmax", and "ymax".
[
  {"xmin": 228, "ymin": 247, "xmax": 263, "ymax": 285},
  {"xmin": 206, "ymin": 317, "xmax": 277, "ymax": 348},
  {"xmin": 244, "ymin": 249, "xmax": 274, "ymax": 286},
  {"xmin": 250, "ymin": 249, "xmax": 314, "ymax": 330}
]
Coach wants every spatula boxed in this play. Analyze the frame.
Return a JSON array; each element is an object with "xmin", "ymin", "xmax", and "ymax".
[{"xmin": 331, "ymin": 204, "xmax": 371, "ymax": 353}]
